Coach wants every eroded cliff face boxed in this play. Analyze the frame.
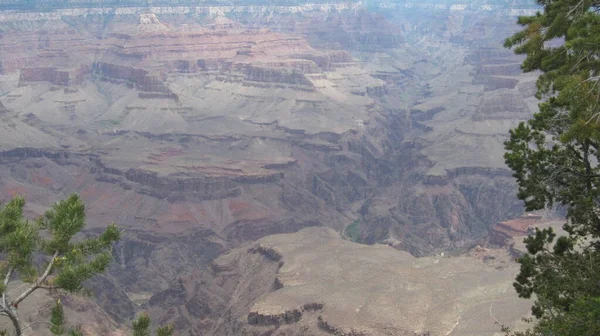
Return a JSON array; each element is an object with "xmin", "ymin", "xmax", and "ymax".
[{"xmin": 0, "ymin": 1, "xmax": 538, "ymax": 333}]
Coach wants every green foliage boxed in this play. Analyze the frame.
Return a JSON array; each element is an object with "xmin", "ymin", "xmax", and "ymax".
[
  {"xmin": 48, "ymin": 300, "xmax": 83, "ymax": 336},
  {"xmin": 40, "ymin": 194, "xmax": 120, "ymax": 294},
  {"xmin": 541, "ymin": 297, "xmax": 600, "ymax": 335},
  {"xmin": 0, "ymin": 194, "xmax": 121, "ymax": 336},
  {"xmin": 133, "ymin": 313, "xmax": 151, "ymax": 336},
  {"xmin": 156, "ymin": 325, "xmax": 174, "ymax": 336},
  {"xmin": 50, "ymin": 300, "xmax": 66, "ymax": 335},
  {"xmin": 132, "ymin": 312, "xmax": 174, "ymax": 336},
  {"xmin": 0, "ymin": 194, "xmax": 172, "ymax": 336},
  {"xmin": 503, "ymin": 0, "xmax": 600, "ymax": 335},
  {"xmin": 0, "ymin": 196, "xmax": 38, "ymax": 283},
  {"xmin": 344, "ymin": 219, "xmax": 361, "ymax": 243}
]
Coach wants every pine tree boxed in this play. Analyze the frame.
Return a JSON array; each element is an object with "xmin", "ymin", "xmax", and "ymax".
[
  {"xmin": 503, "ymin": 0, "xmax": 600, "ymax": 334},
  {"xmin": 0, "ymin": 194, "xmax": 120, "ymax": 336}
]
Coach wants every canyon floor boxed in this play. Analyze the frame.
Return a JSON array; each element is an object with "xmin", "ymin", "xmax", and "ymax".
[{"xmin": 0, "ymin": 1, "xmax": 547, "ymax": 335}]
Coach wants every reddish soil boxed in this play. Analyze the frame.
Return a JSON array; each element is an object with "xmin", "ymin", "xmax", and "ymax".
[{"xmin": 489, "ymin": 214, "xmax": 542, "ymax": 246}]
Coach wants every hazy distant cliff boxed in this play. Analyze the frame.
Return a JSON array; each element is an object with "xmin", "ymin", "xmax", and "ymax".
[{"xmin": 0, "ymin": 0, "xmax": 537, "ymax": 15}]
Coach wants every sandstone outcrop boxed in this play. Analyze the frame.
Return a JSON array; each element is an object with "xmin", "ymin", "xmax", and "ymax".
[
  {"xmin": 489, "ymin": 214, "xmax": 541, "ymax": 246},
  {"xmin": 243, "ymin": 65, "xmax": 314, "ymax": 87},
  {"xmin": 94, "ymin": 62, "xmax": 171, "ymax": 93},
  {"xmin": 19, "ymin": 65, "xmax": 88, "ymax": 87}
]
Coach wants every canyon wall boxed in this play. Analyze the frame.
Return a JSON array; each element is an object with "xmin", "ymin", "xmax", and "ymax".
[{"xmin": 0, "ymin": 1, "xmax": 538, "ymax": 333}]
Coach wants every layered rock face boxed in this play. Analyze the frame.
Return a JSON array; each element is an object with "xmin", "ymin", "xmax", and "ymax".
[
  {"xmin": 0, "ymin": 1, "xmax": 540, "ymax": 334},
  {"xmin": 489, "ymin": 214, "xmax": 541, "ymax": 247},
  {"xmin": 337, "ymin": 1, "xmax": 539, "ymax": 256}
]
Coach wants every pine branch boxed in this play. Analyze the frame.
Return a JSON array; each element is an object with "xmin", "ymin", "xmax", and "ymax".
[
  {"xmin": 3, "ymin": 268, "xmax": 12, "ymax": 287},
  {"xmin": 49, "ymin": 300, "xmax": 65, "ymax": 335},
  {"xmin": 2, "ymin": 267, "xmax": 13, "ymax": 308},
  {"xmin": 1, "ymin": 306, "xmax": 22, "ymax": 336},
  {"xmin": 11, "ymin": 251, "xmax": 59, "ymax": 307},
  {"xmin": 568, "ymin": 0, "xmax": 600, "ymax": 16},
  {"xmin": 0, "ymin": 194, "xmax": 121, "ymax": 336}
]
